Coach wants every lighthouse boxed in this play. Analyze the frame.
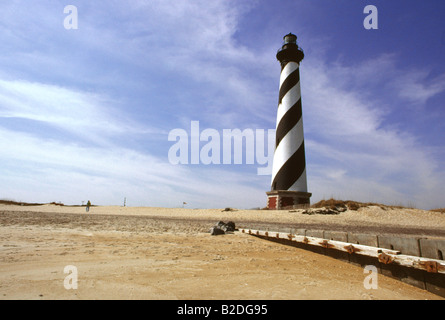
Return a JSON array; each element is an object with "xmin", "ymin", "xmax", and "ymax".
[{"xmin": 267, "ymin": 33, "xmax": 312, "ymax": 210}]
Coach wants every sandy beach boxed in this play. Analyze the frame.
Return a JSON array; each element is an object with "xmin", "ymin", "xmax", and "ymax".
[{"xmin": 1, "ymin": 204, "xmax": 444, "ymax": 300}]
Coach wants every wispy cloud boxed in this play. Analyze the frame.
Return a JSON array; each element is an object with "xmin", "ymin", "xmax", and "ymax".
[
  {"xmin": 302, "ymin": 54, "xmax": 445, "ymax": 209},
  {"xmin": 0, "ymin": 124, "xmax": 266, "ymax": 207},
  {"xmin": 0, "ymin": 1, "xmax": 444, "ymax": 209},
  {"xmin": 0, "ymin": 79, "xmax": 165, "ymax": 147},
  {"xmin": 393, "ymin": 70, "xmax": 445, "ymax": 105}
]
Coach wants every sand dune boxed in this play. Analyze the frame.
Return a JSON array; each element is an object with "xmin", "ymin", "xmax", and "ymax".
[
  {"xmin": 2, "ymin": 203, "xmax": 445, "ymax": 237},
  {"xmin": 0, "ymin": 204, "xmax": 444, "ymax": 300}
]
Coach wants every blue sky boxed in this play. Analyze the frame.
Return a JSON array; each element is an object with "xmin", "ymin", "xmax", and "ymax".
[{"xmin": 1, "ymin": 0, "xmax": 444, "ymax": 209}]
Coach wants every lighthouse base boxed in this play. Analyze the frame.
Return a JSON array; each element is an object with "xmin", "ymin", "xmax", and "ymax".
[{"xmin": 266, "ymin": 190, "xmax": 312, "ymax": 210}]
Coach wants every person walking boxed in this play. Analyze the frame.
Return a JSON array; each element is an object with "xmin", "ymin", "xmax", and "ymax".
[{"xmin": 86, "ymin": 200, "xmax": 91, "ymax": 212}]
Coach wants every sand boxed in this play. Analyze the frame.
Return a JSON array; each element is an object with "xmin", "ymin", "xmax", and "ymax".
[{"xmin": 0, "ymin": 204, "xmax": 444, "ymax": 300}]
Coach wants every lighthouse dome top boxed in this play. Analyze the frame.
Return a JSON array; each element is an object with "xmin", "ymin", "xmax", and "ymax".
[
  {"xmin": 277, "ymin": 33, "xmax": 304, "ymax": 64},
  {"xmin": 283, "ymin": 33, "xmax": 297, "ymax": 45}
]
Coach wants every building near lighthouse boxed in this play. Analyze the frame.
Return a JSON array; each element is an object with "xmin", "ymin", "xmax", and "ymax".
[{"xmin": 267, "ymin": 33, "xmax": 312, "ymax": 210}]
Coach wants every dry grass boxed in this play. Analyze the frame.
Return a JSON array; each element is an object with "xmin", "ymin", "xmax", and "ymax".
[
  {"xmin": 310, "ymin": 198, "xmax": 407, "ymax": 211},
  {"xmin": 0, "ymin": 199, "xmax": 46, "ymax": 206},
  {"xmin": 0, "ymin": 199, "xmax": 86, "ymax": 207}
]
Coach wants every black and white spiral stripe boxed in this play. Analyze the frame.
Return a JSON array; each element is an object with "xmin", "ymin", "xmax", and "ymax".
[{"xmin": 271, "ymin": 61, "xmax": 308, "ymax": 192}]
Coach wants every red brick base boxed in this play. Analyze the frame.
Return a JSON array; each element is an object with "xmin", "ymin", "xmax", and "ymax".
[{"xmin": 266, "ymin": 190, "xmax": 311, "ymax": 210}]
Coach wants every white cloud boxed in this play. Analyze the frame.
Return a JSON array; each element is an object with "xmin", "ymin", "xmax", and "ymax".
[
  {"xmin": 393, "ymin": 70, "xmax": 445, "ymax": 105},
  {"xmin": 302, "ymin": 55, "xmax": 445, "ymax": 209},
  {"xmin": 0, "ymin": 78, "xmax": 167, "ymax": 147},
  {"xmin": 0, "ymin": 124, "xmax": 266, "ymax": 208},
  {"xmin": 1, "ymin": 1, "xmax": 444, "ymax": 210},
  {"xmin": 0, "ymin": 0, "xmax": 270, "ymax": 209},
  {"xmin": 0, "ymin": 0, "xmax": 271, "ymax": 129},
  {"xmin": 89, "ymin": 0, "xmax": 272, "ymax": 127}
]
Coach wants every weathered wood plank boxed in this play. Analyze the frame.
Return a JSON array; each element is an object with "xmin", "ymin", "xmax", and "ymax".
[{"xmin": 238, "ymin": 228, "xmax": 445, "ymax": 274}]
